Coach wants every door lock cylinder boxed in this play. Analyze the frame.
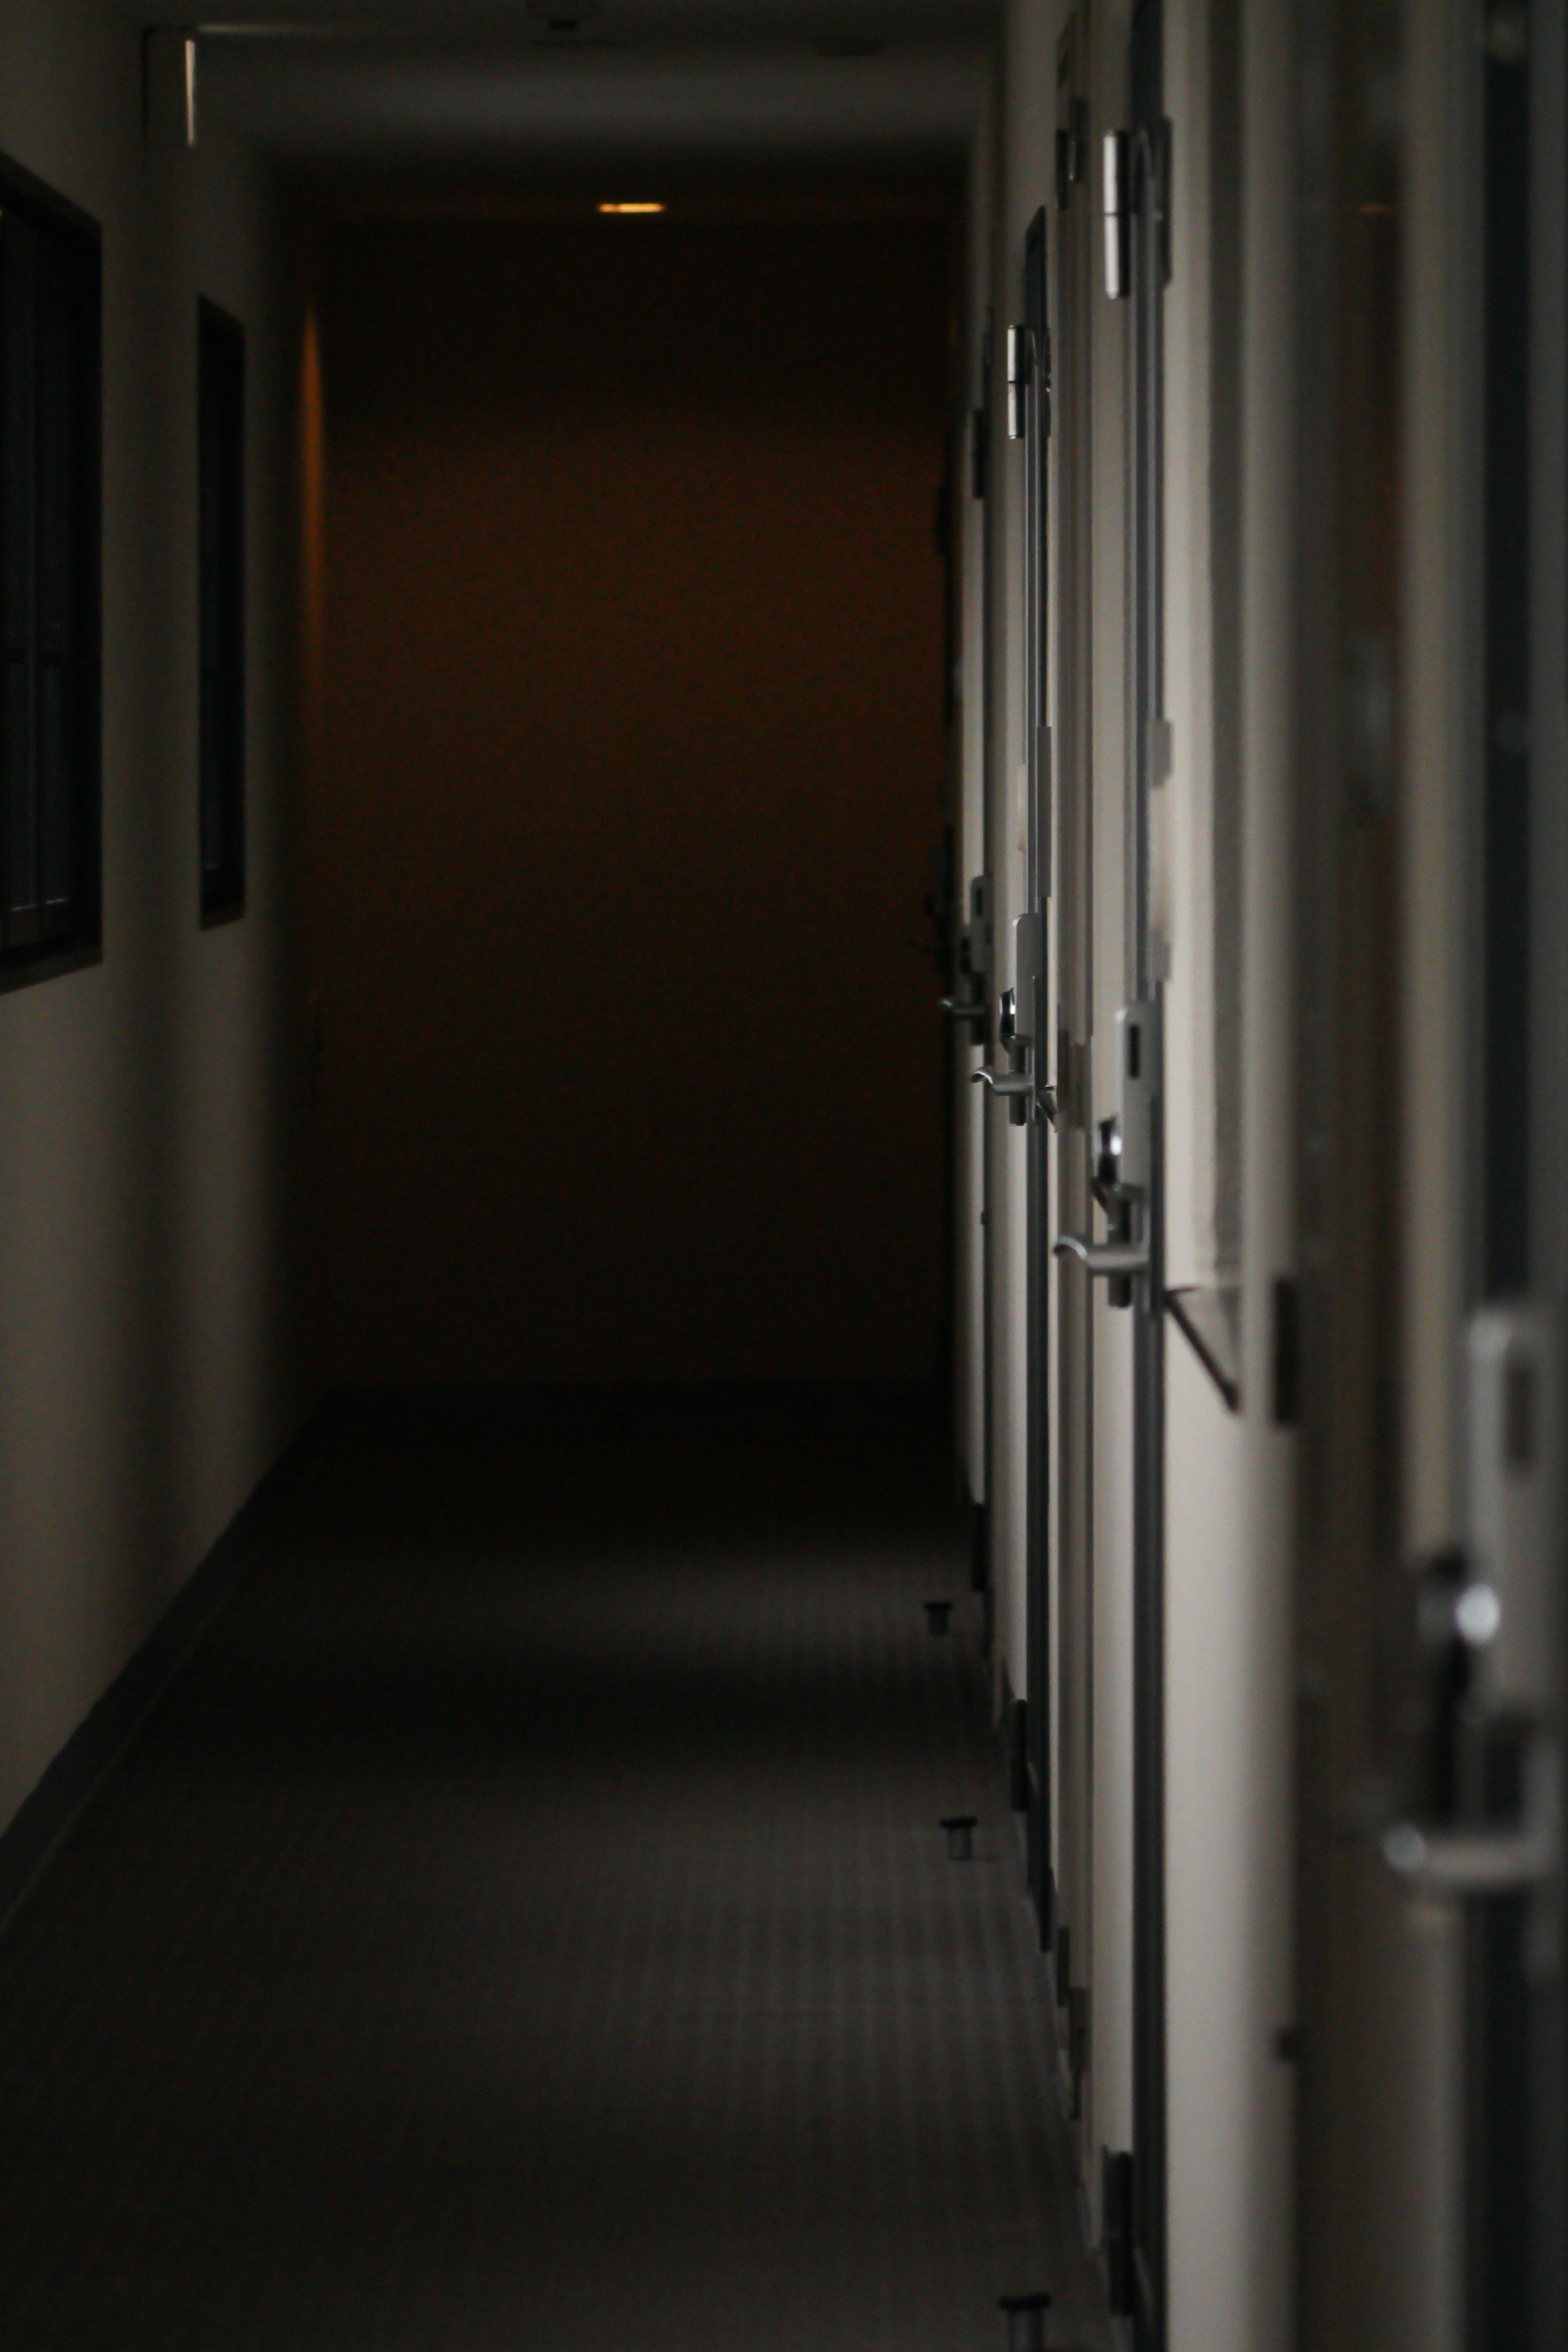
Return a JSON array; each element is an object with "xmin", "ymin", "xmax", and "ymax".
[
  {"xmin": 970, "ymin": 915, "xmax": 1055, "ymax": 1127},
  {"xmin": 1383, "ymin": 1303, "xmax": 1564, "ymax": 1906},
  {"xmin": 1055, "ymin": 1000, "xmax": 1157, "ymax": 1301}
]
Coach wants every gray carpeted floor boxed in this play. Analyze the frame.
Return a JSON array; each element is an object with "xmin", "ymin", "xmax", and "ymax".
[{"xmin": 0, "ymin": 1403, "xmax": 1112, "ymax": 2351}]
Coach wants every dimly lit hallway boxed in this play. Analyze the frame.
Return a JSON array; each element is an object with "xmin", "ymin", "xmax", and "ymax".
[{"xmin": 0, "ymin": 1401, "xmax": 1110, "ymax": 2351}]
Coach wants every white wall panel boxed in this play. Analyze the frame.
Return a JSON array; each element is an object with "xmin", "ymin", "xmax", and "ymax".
[{"xmin": 0, "ymin": 0, "xmax": 303, "ymax": 1830}]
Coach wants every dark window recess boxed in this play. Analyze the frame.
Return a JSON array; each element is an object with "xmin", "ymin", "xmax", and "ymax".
[
  {"xmin": 198, "ymin": 301, "xmax": 244, "ymax": 920},
  {"xmin": 0, "ymin": 165, "xmax": 101, "ymax": 968}
]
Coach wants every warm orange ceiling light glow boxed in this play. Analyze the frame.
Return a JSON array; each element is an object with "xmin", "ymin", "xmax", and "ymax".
[{"xmin": 598, "ymin": 201, "xmax": 665, "ymax": 215}]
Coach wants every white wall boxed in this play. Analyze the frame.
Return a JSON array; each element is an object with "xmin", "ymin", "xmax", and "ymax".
[
  {"xmin": 964, "ymin": 0, "xmax": 1303, "ymax": 2332},
  {"xmin": 1163, "ymin": 2, "xmax": 1297, "ymax": 2345},
  {"xmin": 0, "ymin": 0, "xmax": 303, "ymax": 1831}
]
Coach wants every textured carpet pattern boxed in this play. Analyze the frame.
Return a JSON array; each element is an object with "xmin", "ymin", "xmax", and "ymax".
[{"xmin": 0, "ymin": 1410, "xmax": 1111, "ymax": 2352}]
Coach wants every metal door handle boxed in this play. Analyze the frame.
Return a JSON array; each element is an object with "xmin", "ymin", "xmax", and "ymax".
[
  {"xmin": 1382, "ymin": 1732, "xmax": 1560, "ymax": 1900},
  {"xmin": 1053, "ymin": 1232, "xmax": 1149, "ymax": 1278},
  {"xmin": 941, "ymin": 996, "xmax": 988, "ymax": 1024},
  {"xmin": 1381, "ymin": 1818, "xmax": 1557, "ymax": 1898},
  {"xmin": 970, "ymin": 1069, "xmax": 1056, "ymax": 1129}
]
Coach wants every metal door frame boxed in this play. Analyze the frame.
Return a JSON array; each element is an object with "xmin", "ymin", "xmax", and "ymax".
[
  {"xmin": 1470, "ymin": 20, "xmax": 1536, "ymax": 2345},
  {"xmin": 1022, "ymin": 207, "xmax": 1055, "ymax": 1951},
  {"xmin": 1528, "ymin": 11, "xmax": 1568, "ymax": 2335},
  {"xmin": 1052, "ymin": 2, "xmax": 1097, "ymax": 2147},
  {"xmin": 980, "ymin": 307, "xmax": 998, "ymax": 1649},
  {"xmin": 1290, "ymin": 5, "xmax": 1414, "ymax": 2341},
  {"xmin": 1125, "ymin": 7, "xmax": 1168, "ymax": 2341},
  {"xmin": 1078, "ymin": 9, "xmax": 1168, "ymax": 2335},
  {"xmin": 1469, "ymin": 10, "xmax": 1566, "ymax": 2344}
]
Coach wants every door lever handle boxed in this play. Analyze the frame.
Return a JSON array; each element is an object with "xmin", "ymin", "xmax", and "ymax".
[
  {"xmin": 1053, "ymin": 1232, "xmax": 1149, "ymax": 1278},
  {"xmin": 1383, "ymin": 1719, "xmax": 1561, "ymax": 1901},
  {"xmin": 972, "ymin": 1069, "xmax": 1056, "ymax": 1129},
  {"xmin": 941, "ymin": 996, "xmax": 988, "ymax": 1024},
  {"xmin": 1381, "ymin": 1817, "xmax": 1558, "ymax": 1899}
]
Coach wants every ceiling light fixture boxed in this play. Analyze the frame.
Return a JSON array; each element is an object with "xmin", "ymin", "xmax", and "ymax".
[{"xmin": 598, "ymin": 201, "xmax": 665, "ymax": 215}]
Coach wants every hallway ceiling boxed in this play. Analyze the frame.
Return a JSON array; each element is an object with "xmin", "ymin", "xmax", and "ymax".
[{"xmin": 144, "ymin": 4, "xmax": 996, "ymax": 169}]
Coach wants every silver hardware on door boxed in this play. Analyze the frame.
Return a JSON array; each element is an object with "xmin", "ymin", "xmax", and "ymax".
[
  {"xmin": 1103, "ymin": 131, "xmax": 1131, "ymax": 301},
  {"xmin": 971, "ymin": 914, "xmax": 1055, "ymax": 1127},
  {"xmin": 1013, "ymin": 909, "xmax": 1056, "ymax": 1125},
  {"xmin": 1108, "ymin": 1002, "xmax": 1151, "ymax": 1194},
  {"xmin": 1054, "ymin": 1000, "xmax": 1155, "ymax": 1298},
  {"xmin": 973, "ymin": 989, "xmax": 1033, "ymax": 1125},
  {"xmin": 1465, "ymin": 1305, "xmax": 1562, "ymax": 1724},
  {"xmin": 941, "ymin": 875, "xmax": 993, "ymax": 1036},
  {"xmin": 1054, "ymin": 1231, "xmax": 1149, "ymax": 1280},
  {"xmin": 1383, "ymin": 1303, "xmax": 1564, "ymax": 1901}
]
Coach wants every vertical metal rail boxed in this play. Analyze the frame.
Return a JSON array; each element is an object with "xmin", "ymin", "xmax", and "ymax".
[
  {"xmin": 1526, "ymin": 11, "xmax": 1568, "ymax": 2343},
  {"xmin": 1092, "ymin": 6, "xmax": 1169, "ymax": 2334},
  {"xmin": 1126, "ymin": 7, "xmax": 1167, "ymax": 2339},
  {"xmin": 1053, "ymin": 5, "xmax": 1097, "ymax": 2149},
  {"xmin": 1127, "ymin": 115, "xmax": 1168, "ymax": 2352},
  {"xmin": 1023, "ymin": 210, "xmax": 1056, "ymax": 1950},
  {"xmin": 980, "ymin": 311, "xmax": 997, "ymax": 1651},
  {"xmin": 1470, "ymin": 25, "xmax": 1535, "ymax": 2345},
  {"xmin": 1468, "ymin": 11, "xmax": 1566, "ymax": 2346}
]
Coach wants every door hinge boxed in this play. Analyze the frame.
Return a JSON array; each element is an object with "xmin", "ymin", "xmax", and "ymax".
[
  {"xmin": 1067, "ymin": 1984, "xmax": 1091, "ymax": 2115},
  {"xmin": 1008, "ymin": 1697, "xmax": 1030, "ymax": 1811},
  {"xmin": 1035, "ymin": 723, "xmax": 1053, "ymax": 894},
  {"xmin": 1055, "ymin": 97, "xmax": 1088, "ymax": 212},
  {"xmin": 1103, "ymin": 120, "xmax": 1174, "ymax": 297},
  {"xmin": 1155, "ymin": 116, "xmax": 1174, "ymax": 285},
  {"xmin": 1006, "ymin": 324, "xmax": 1029, "ymax": 442},
  {"xmin": 1103, "ymin": 131, "xmax": 1131, "ymax": 298}
]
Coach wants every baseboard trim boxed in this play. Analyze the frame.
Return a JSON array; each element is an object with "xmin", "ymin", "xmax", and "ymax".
[{"xmin": 0, "ymin": 1411, "xmax": 320, "ymax": 1944}]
